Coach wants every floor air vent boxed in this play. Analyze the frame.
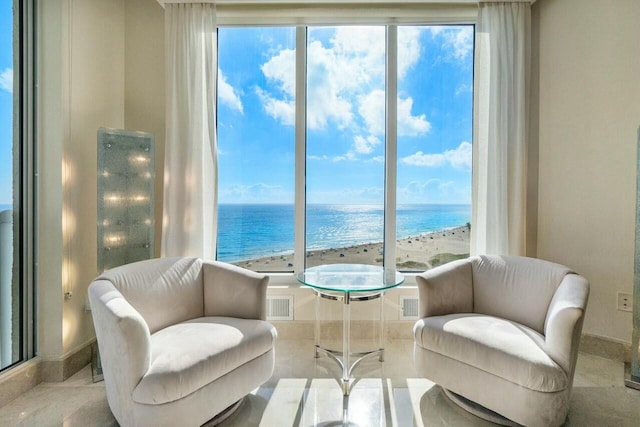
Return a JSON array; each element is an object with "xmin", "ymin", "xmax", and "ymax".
[
  {"xmin": 267, "ymin": 296, "xmax": 294, "ymax": 320},
  {"xmin": 400, "ymin": 296, "xmax": 419, "ymax": 320}
]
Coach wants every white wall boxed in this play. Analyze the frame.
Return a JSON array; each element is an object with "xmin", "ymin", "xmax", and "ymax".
[
  {"xmin": 38, "ymin": 0, "xmax": 125, "ymax": 361},
  {"xmin": 124, "ymin": 0, "xmax": 165, "ymax": 256},
  {"xmin": 37, "ymin": 0, "xmax": 66, "ymax": 362},
  {"xmin": 37, "ymin": 0, "xmax": 168, "ymax": 366},
  {"xmin": 534, "ymin": 0, "xmax": 640, "ymax": 343}
]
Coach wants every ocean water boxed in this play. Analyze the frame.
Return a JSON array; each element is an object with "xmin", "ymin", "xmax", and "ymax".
[
  {"xmin": 216, "ymin": 204, "xmax": 470, "ymax": 262},
  {"xmin": 0, "ymin": 204, "xmax": 11, "ymax": 212}
]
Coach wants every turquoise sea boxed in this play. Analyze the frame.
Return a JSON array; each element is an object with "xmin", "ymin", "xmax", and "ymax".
[{"xmin": 216, "ymin": 204, "xmax": 471, "ymax": 263}]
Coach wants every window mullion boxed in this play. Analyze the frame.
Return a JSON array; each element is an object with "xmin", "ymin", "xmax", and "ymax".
[
  {"xmin": 294, "ymin": 26, "xmax": 307, "ymax": 275},
  {"xmin": 384, "ymin": 25, "xmax": 398, "ymax": 270}
]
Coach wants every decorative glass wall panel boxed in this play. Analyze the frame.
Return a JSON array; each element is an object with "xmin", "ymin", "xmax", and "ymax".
[{"xmin": 97, "ymin": 128, "xmax": 154, "ymax": 272}]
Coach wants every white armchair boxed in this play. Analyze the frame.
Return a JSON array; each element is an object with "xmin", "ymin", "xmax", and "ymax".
[
  {"xmin": 88, "ymin": 257, "xmax": 277, "ymax": 427},
  {"xmin": 413, "ymin": 255, "xmax": 589, "ymax": 427}
]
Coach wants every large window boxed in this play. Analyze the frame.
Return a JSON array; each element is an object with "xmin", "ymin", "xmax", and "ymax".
[
  {"xmin": 0, "ymin": 0, "xmax": 34, "ymax": 372},
  {"xmin": 216, "ymin": 24, "xmax": 473, "ymax": 273}
]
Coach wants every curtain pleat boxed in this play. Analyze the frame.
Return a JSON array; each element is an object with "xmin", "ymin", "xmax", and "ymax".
[
  {"xmin": 161, "ymin": 4, "xmax": 217, "ymax": 258},
  {"xmin": 472, "ymin": 2, "xmax": 530, "ymax": 256}
]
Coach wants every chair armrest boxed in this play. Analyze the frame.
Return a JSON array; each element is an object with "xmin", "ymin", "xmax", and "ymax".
[
  {"xmin": 88, "ymin": 280, "xmax": 151, "ymax": 396},
  {"xmin": 202, "ymin": 261, "xmax": 269, "ymax": 320},
  {"xmin": 416, "ymin": 258, "xmax": 473, "ymax": 318},
  {"xmin": 544, "ymin": 273, "xmax": 589, "ymax": 375}
]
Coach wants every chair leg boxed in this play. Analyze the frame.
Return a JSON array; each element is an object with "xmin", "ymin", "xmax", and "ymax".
[{"xmin": 201, "ymin": 397, "xmax": 245, "ymax": 426}]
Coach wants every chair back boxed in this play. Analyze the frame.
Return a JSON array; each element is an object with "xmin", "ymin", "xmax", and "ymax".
[
  {"xmin": 471, "ymin": 255, "xmax": 572, "ymax": 334},
  {"xmin": 97, "ymin": 257, "xmax": 204, "ymax": 333}
]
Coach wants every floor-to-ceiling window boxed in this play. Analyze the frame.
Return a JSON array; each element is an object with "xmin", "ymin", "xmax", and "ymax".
[
  {"xmin": 215, "ymin": 12, "xmax": 474, "ymax": 274},
  {"xmin": 0, "ymin": 0, "xmax": 34, "ymax": 372}
]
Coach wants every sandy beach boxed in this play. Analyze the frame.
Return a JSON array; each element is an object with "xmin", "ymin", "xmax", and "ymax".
[{"xmin": 233, "ymin": 224, "xmax": 470, "ymax": 272}]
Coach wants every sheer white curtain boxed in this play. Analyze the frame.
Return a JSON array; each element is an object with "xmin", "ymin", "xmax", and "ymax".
[
  {"xmin": 161, "ymin": 3, "xmax": 217, "ymax": 258},
  {"xmin": 471, "ymin": 2, "xmax": 530, "ymax": 256}
]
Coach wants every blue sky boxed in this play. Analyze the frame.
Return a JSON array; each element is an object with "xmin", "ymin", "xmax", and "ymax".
[
  {"xmin": 0, "ymin": 18, "xmax": 473, "ymax": 208},
  {"xmin": 217, "ymin": 25, "xmax": 473, "ymax": 205},
  {"xmin": 0, "ymin": 0, "xmax": 13, "ymax": 207}
]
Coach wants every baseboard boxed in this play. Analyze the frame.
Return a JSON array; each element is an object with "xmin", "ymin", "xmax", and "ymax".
[
  {"xmin": 41, "ymin": 339, "xmax": 95, "ymax": 383},
  {"xmin": 0, "ymin": 358, "xmax": 42, "ymax": 409},
  {"xmin": 579, "ymin": 333, "xmax": 631, "ymax": 363},
  {"xmin": 0, "ymin": 339, "xmax": 95, "ymax": 408}
]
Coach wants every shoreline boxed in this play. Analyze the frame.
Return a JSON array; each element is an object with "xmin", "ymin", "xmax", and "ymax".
[{"xmin": 233, "ymin": 224, "xmax": 471, "ymax": 272}]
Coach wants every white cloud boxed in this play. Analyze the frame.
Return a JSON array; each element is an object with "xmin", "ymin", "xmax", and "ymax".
[
  {"xmin": 445, "ymin": 141, "xmax": 472, "ymax": 168},
  {"xmin": 0, "ymin": 68, "xmax": 12, "ymax": 93},
  {"xmin": 447, "ymin": 27, "xmax": 473, "ymax": 60},
  {"xmin": 358, "ymin": 90, "xmax": 431, "ymax": 138},
  {"xmin": 308, "ymin": 153, "xmax": 360, "ymax": 162},
  {"xmin": 427, "ymin": 26, "xmax": 474, "ymax": 62},
  {"xmin": 353, "ymin": 135, "xmax": 381, "ymax": 154},
  {"xmin": 398, "ymin": 97, "xmax": 431, "ymax": 136},
  {"xmin": 259, "ymin": 27, "xmax": 413, "ymax": 133},
  {"xmin": 357, "ymin": 90, "xmax": 385, "ymax": 136},
  {"xmin": 330, "ymin": 27, "xmax": 386, "ymax": 87},
  {"xmin": 398, "ymin": 27, "xmax": 422, "ymax": 79},
  {"xmin": 261, "ymin": 48, "xmax": 296, "ymax": 96},
  {"xmin": 427, "ymin": 26, "xmax": 445, "ymax": 36},
  {"xmin": 218, "ymin": 70, "xmax": 243, "ymax": 114},
  {"xmin": 402, "ymin": 151, "xmax": 446, "ymax": 167},
  {"xmin": 404, "ymin": 178, "xmax": 445, "ymax": 193},
  {"xmin": 401, "ymin": 141, "xmax": 472, "ymax": 169},
  {"xmin": 305, "ymin": 36, "xmax": 364, "ymax": 130},
  {"xmin": 255, "ymin": 86, "xmax": 295, "ymax": 126},
  {"xmin": 257, "ymin": 27, "xmax": 430, "ymax": 161}
]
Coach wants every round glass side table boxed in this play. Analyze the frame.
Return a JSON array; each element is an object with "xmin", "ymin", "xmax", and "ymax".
[{"xmin": 296, "ymin": 263, "xmax": 404, "ymax": 395}]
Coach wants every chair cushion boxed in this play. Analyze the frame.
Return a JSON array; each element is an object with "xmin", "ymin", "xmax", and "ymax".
[
  {"xmin": 132, "ymin": 316, "xmax": 277, "ymax": 405},
  {"xmin": 414, "ymin": 313, "xmax": 568, "ymax": 393}
]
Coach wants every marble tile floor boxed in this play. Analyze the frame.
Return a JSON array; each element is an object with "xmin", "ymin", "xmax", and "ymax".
[{"xmin": 1, "ymin": 339, "xmax": 639, "ymax": 427}]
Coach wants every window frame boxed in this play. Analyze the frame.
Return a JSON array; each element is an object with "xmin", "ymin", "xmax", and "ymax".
[
  {"xmin": 17, "ymin": 0, "xmax": 36, "ymax": 369},
  {"xmin": 215, "ymin": 7, "xmax": 476, "ymax": 285},
  {"xmin": 0, "ymin": 0, "xmax": 36, "ymax": 373}
]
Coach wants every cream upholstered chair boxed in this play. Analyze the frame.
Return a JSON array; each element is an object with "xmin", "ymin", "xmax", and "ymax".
[
  {"xmin": 88, "ymin": 257, "xmax": 277, "ymax": 427},
  {"xmin": 413, "ymin": 255, "xmax": 589, "ymax": 427}
]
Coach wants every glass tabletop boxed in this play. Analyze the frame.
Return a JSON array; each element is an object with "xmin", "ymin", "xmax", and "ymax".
[{"xmin": 296, "ymin": 263, "xmax": 404, "ymax": 293}]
